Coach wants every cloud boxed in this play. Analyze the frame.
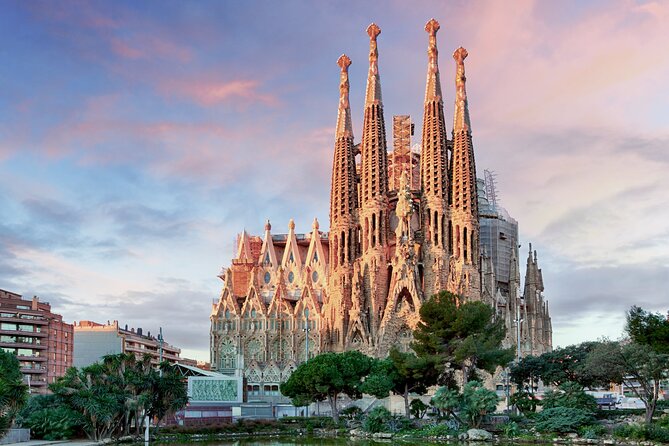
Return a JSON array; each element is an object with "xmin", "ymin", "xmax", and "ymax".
[
  {"xmin": 547, "ymin": 261, "xmax": 669, "ymax": 347},
  {"xmin": 161, "ymin": 79, "xmax": 277, "ymax": 107}
]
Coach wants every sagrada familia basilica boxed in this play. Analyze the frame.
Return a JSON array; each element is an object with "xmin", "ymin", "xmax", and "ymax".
[{"xmin": 210, "ymin": 20, "xmax": 552, "ymax": 389}]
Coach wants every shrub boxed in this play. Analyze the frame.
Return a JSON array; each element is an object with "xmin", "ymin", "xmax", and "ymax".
[
  {"xmin": 362, "ymin": 406, "xmax": 392, "ymax": 433},
  {"xmin": 502, "ymin": 420, "xmax": 521, "ymax": 437},
  {"xmin": 424, "ymin": 422, "xmax": 458, "ymax": 437},
  {"xmin": 410, "ymin": 399, "xmax": 428, "ymax": 419},
  {"xmin": 340, "ymin": 405, "xmax": 362, "ymax": 421},
  {"xmin": 579, "ymin": 423, "xmax": 607, "ymax": 439},
  {"xmin": 534, "ymin": 407, "xmax": 595, "ymax": 433},
  {"xmin": 18, "ymin": 395, "xmax": 84, "ymax": 440},
  {"xmin": 613, "ymin": 423, "xmax": 669, "ymax": 442}
]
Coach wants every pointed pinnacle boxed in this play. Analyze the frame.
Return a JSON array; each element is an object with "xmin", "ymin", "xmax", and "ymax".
[
  {"xmin": 365, "ymin": 23, "xmax": 382, "ymax": 106},
  {"xmin": 453, "ymin": 46, "xmax": 471, "ymax": 132},
  {"xmin": 424, "ymin": 18, "xmax": 442, "ymax": 102},
  {"xmin": 336, "ymin": 54, "xmax": 353, "ymax": 138}
]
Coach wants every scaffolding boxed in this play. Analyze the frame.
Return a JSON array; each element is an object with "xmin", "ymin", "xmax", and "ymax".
[{"xmin": 390, "ymin": 115, "xmax": 419, "ymax": 190}]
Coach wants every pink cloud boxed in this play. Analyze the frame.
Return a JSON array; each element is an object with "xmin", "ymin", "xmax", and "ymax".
[
  {"xmin": 162, "ymin": 79, "xmax": 277, "ymax": 107},
  {"xmin": 110, "ymin": 37, "xmax": 143, "ymax": 59}
]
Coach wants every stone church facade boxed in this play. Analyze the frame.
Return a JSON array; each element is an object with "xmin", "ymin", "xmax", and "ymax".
[{"xmin": 209, "ymin": 20, "xmax": 552, "ymax": 392}]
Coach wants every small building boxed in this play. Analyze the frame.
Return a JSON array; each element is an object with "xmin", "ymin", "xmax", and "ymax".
[
  {"xmin": 73, "ymin": 320, "xmax": 195, "ymax": 368},
  {"xmin": 0, "ymin": 289, "xmax": 73, "ymax": 394}
]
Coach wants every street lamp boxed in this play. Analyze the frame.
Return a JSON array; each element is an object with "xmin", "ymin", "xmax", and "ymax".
[{"xmin": 303, "ymin": 308, "xmax": 310, "ymax": 362}]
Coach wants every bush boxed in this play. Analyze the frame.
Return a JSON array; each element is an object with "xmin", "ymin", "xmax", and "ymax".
[
  {"xmin": 340, "ymin": 406, "xmax": 362, "ymax": 421},
  {"xmin": 362, "ymin": 406, "xmax": 392, "ymax": 433},
  {"xmin": 18, "ymin": 395, "xmax": 83, "ymax": 440},
  {"xmin": 542, "ymin": 382, "xmax": 597, "ymax": 413},
  {"xmin": 424, "ymin": 422, "xmax": 459, "ymax": 437},
  {"xmin": 613, "ymin": 423, "xmax": 669, "ymax": 442},
  {"xmin": 502, "ymin": 420, "xmax": 521, "ymax": 437},
  {"xmin": 579, "ymin": 423, "xmax": 607, "ymax": 439},
  {"xmin": 410, "ymin": 399, "xmax": 428, "ymax": 419},
  {"xmin": 535, "ymin": 407, "xmax": 595, "ymax": 433}
]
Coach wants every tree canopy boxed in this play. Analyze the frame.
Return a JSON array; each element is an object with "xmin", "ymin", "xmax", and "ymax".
[
  {"xmin": 413, "ymin": 290, "xmax": 514, "ymax": 384},
  {"xmin": 280, "ymin": 351, "xmax": 378, "ymax": 422},
  {"xmin": 48, "ymin": 354, "xmax": 187, "ymax": 440},
  {"xmin": 0, "ymin": 350, "xmax": 28, "ymax": 437},
  {"xmin": 363, "ymin": 347, "xmax": 439, "ymax": 418},
  {"xmin": 627, "ymin": 306, "xmax": 669, "ymax": 354},
  {"xmin": 586, "ymin": 341, "xmax": 669, "ymax": 423}
]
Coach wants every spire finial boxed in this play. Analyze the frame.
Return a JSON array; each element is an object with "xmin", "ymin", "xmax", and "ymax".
[
  {"xmin": 288, "ymin": 218, "xmax": 295, "ymax": 231},
  {"xmin": 312, "ymin": 217, "xmax": 319, "ymax": 230},
  {"xmin": 365, "ymin": 23, "xmax": 382, "ymax": 106},
  {"xmin": 335, "ymin": 54, "xmax": 353, "ymax": 139},
  {"xmin": 424, "ymin": 18, "xmax": 442, "ymax": 102},
  {"xmin": 453, "ymin": 46, "xmax": 471, "ymax": 131},
  {"xmin": 265, "ymin": 219, "xmax": 271, "ymax": 231}
]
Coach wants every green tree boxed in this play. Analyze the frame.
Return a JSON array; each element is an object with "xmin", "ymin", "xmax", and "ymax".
[
  {"xmin": 510, "ymin": 354, "xmax": 544, "ymax": 392},
  {"xmin": 18, "ymin": 395, "xmax": 84, "ymax": 440},
  {"xmin": 627, "ymin": 306, "xmax": 669, "ymax": 354},
  {"xmin": 409, "ymin": 398, "xmax": 428, "ymax": 419},
  {"xmin": 363, "ymin": 347, "xmax": 439, "ymax": 418},
  {"xmin": 539, "ymin": 342, "xmax": 607, "ymax": 388},
  {"xmin": 0, "ymin": 350, "xmax": 28, "ymax": 437},
  {"xmin": 49, "ymin": 354, "xmax": 188, "ymax": 440},
  {"xmin": 413, "ymin": 291, "xmax": 514, "ymax": 384},
  {"xmin": 587, "ymin": 341, "xmax": 669, "ymax": 424},
  {"xmin": 280, "ymin": 351, "xmax": 376, "ymax": 422}
]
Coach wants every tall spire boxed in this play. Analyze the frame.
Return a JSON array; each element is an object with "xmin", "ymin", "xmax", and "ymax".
[
  {"xmin": 453, "ymin": 46, "xmax": 471, "ymax": 132},
  {"xmin": 448, "ymin": 46, "xmax": 480, "ymax": 300},
  {"xmin": 424, "ymin": 18, "xmax": 442, "ymax": 102},
  {"xmin": 330, "ymin": 55, "xmax": 358, "ymax": 271},
  {"xmin": 360, "ymin": 22, "xmax": 389, "ymax": 249},
  {"xmin": 420, "ymin": 18, "xmax": 448, "ymax": 202},
  {"xmin": 364, "ymin": 23, "xmax": 382, "ymax": 106},
  {"xmin": 420, "ymin": 18, "xmax": 449, "ymax": 296},
  {"xmin": 335, "ymin": 54, "xmax": 353, "ymax": 139}
]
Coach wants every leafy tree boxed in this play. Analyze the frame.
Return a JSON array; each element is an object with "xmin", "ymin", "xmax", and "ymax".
[
  {"xmin": 542, "ymin": 381, "xmax": 597, "ymax": 413},
  {"xmin": 280, "ymin": 351, "xmax": 377, "ymax": 422},
  {"xmin": 0, "ymin": 350, "xmax": 28, "ymax": 437},
  {"xmin": 510, "ymin": 354, "xmax": 544, "ymax": 392},
  {"xmin": 509, "ymin": 390, "xmax": 539, "ymax": 414},
  {"xmin": 409, "ymin": 398, "xmax": 428, "ymax": 419},
  {"xmin": 627, "ymin": 306, "xmax": 669, "ymax": 354},
  {"xmin": 431, "ymin": 381, "xmax": 498, "ymax": 428},
  {"xmin": 364, "ymin": 347, "xmax": 439, "ymax": 418},
  {"xmin": 539, "ymin": 342, "xmax": 607, "ymax": 388},
  {"xmin": 413, "ymin": 291, "xmax": 514, "ymax": 385},
  {"xmin": 587, "ymin": 341, "xmax": 669, "ymax": 424}
]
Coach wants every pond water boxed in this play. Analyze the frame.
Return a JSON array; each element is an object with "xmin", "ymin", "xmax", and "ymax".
[{"xmin": 154, "ymin": 439, "xmax": 542, "ymax": 446}]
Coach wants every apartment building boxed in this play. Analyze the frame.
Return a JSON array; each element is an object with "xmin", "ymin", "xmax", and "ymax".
[{"xmin": 0, "ymin": 289, "xmax": 73, "ymax": 394}]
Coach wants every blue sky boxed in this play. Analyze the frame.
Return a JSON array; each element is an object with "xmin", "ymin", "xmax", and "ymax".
[{"xmin": 1, "ymin": 0, "xmax": 668, "ymax": 361}]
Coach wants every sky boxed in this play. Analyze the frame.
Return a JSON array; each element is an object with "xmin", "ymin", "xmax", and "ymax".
[{"xmin": 1, "ymin": 0, "xmax": 668, "ymax": 362}]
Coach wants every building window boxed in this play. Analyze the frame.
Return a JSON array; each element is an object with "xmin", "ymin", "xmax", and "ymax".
[
  {"xmin": 264, "ymin": 271, "xmax": 271, "ymax": 284},
  {"xmin": 288, "ymin": 271, "xmax": 294, "ymax": 283}
]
